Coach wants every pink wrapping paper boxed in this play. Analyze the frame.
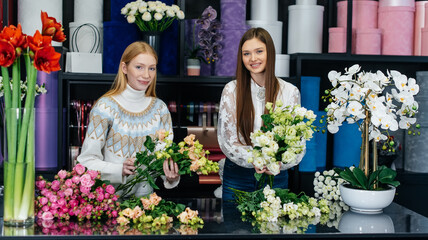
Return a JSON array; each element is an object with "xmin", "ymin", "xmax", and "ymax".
[
  {"xmin": 379, "ymin": 0, "xmax": 415, "ymax": 7},
  {"xmin": 379, "ymin": 6, "xmax": 415, "ymax": 55},
  {"xmin": 356, "ymin": 28, "xmax": 382, "ymax": 55},
  {"xmin": 337, "ymin": 1, "xmax": 378, "ymax": 29},
  {"xmin": 422, "ymin": 28, "xmax": 428, "ymax": 56},
  {"xmin": 414, "ymin": 1, "xmax": 428, "ymax": 55},
  {"xmin": 328, "ymin": 27, "xmax": 346, "ymax": 53}
]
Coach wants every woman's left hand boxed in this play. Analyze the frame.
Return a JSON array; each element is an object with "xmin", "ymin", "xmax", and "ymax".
[{"xmin": 163, "ymin": 158, "xmax": 179, "ymax": 182}]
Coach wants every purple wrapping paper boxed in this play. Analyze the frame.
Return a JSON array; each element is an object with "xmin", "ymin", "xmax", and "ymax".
[
  {"xmin": 34, "ymin": 71, "xmax": 59, "ymax": 169},
  {"xmin": 221, "ymin": 2, "xmax": 247, "ymax": 29},
  {"xmin": 215, "ymin": 28, "xmax": 248, "ymax": 76}
]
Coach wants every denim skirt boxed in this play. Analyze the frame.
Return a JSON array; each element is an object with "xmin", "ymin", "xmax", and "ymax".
[{"xmin": 222, "ymin": 158, "xmax": 289, "ymax": 202}]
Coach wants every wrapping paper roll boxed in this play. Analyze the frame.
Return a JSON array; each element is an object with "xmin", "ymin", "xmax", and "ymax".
[
  {"xmin": 333, "ymin": 122, "xmax": 362, "ymax": 168},
  {"xmin": 379, "ymin": 6, "xmax": 415, "ymax": 55},
  {"xmin": 422, "ymin": 27, "xmax": 428, "ymax": 56},
  {"xmin": 288, "ymin": 5, "xmax": 324, "ymax": 54},
  {"xmin": 414, "ymin": 1, "xmax": 428, "ymax": 55},
  {"xmin": 221, "ymin": 2, "xmax": 247, "ymax": 29},
  {"xmin": 296, "ymin": 0, "xmax": 317, "ymax": 5},
  {"xmin": 356, "ymin": 28, "xmax": 382, "ymax": 55},
  {"xmin": 336, "ymin": 0, "xmax": 378, "ymax": 29},
  {"xmin": 247, "ymin": 20, "xmax": 283, "ymax": 53},
  {"xmin": 35, "ymin": 71, "xmax": 59, "ymax": 169},
  {"xmin": 251, "ymin": 0, "xmax": 278, "ymax": 21},
  {"xmin": 215, "ymin": 28, "xmax": 248, "ymax": 76},
  {"xmin": 426, "ymin": 3, "xmax": 428, "ymax": 27},
  {"xmin": 379, "ymin": 0, "xmax": 415, "ymax": 7},
  {"xmin": 74, "ymin": 0, "xmax": 103, "ymax": 23},
  {"xmin": 328, "ymin": 27, "xmax": 346, "ymax": 53},
  {"xmin": 301, "ymin": 76, "xmax": 320, "ymax": 110},
  {"xmin": 18, "ymin": 0, "xmax": 63, "ymax": 46},
  {"xmin": 69, "ymin": 22, "xmax": 103, "ymax": 53},
  {"xmin": 275, "ymin": 54, "xmax": 289, "ymax": 77}
]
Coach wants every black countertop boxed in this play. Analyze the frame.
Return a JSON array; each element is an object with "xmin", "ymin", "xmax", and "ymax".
[{"xmin": 1, "ymin": 195, "xmax": 428, "ymax": 239}]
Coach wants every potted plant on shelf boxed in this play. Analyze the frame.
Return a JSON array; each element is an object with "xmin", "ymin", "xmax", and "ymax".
[
  {"xmin": 322, "ymin": 64, "xmax": 420, "ymax": 213},
  {"xmin": 186, "ymin": 6, "xmax": 222, "ymax": 76}
]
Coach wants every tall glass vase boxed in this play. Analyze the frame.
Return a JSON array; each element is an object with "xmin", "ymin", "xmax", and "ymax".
[
  {"xmin": 141, "ymin": 31, "xmax": 161, "ymax": 55},
  {"xmin": 3, "ymin": 108, "xmax": 35, "ymax": 227}
]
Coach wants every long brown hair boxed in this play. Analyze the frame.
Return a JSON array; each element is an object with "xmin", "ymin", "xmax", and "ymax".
[
  {"xmin": 102, "ymin": 41, "xmax": 158, "ymax": 99},
  {"xmin": 236, "ymin": 28, "xmax": 279, "ymax": 145}
]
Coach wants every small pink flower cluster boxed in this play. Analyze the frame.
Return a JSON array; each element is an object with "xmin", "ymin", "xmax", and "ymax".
[{"xmin": 35, "ymin": 164, "xmax": 121, "ymax": 221}]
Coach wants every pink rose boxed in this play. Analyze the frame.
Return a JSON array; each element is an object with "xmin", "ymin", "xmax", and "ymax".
[
  {"xmin": 48, "ymin": 195, "xmax": 57, "ymax": 203},
  {"xmin": 64, "ymin": 188, "xmax": 73, "ymax": 197},
  {"xmin": 96, "ymin": 194, "xmax": 104, "ymax": 202},
  {"xmin": 105, "ymin": 185, "xmax": 115, "ymax": 195},
  {"xmin": 39, "ymin": 197, "xmax": 48, "ymax": 206},
  {"xmin": 36, "ymin": 180, "xmax": 46, "ymax": 189},
  {"xmin": 71, "ymin": 175, "xmax": 80, "ymax": 183},
  {"xmin": 80, "ymin": 174, "xmax": 94, "ymax": 188},
  {"xmin": 69, "ymin": 199, "xmax": 79, "ymax": 208},
  {"xmin": 41, "ymin": 219, "xmax": 54, "ymax": 228},
  {"xmin": 57, "ymin": 170, "xmax": 67, "ymax": 179},
  {"xmin": 79, "ymin": 185, "xmax": 91, "ymax": 195},
  {"xmin": 41, "ymin": 211, "xmax": 54, "ymax": 220},
  {"xmin": 87, "ymin": 170, "xmax": 99, "ymax": 179},
  {"xmin": 51, "ymin": 180, "xmax": 60, "ymax": 191},
  {"xmin": 65, "ymin": 179, "xmax": 73, "ymax": 187},
  {"xmin": 87, "ymin": 193, "xmax": 95, "ymax": 199},
  {"xmin": 111, "ymin": 210, "xmax": 118, "ymax": 218},
  {"xmin": 42, "ymin": 205, "xmax": 50, "ymax": 212},
  {"xmin": 57, "ymin": 198, "xmax": 66, "ymax": 207},
  {"xmin": 73, "ymin": 164, "xmax": 86, "ymax": 175}
]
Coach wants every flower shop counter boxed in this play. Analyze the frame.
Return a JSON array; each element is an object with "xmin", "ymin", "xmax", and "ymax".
[{"xmin": 1, "ymin": 197, "xmax": 428, "ymax": 239}]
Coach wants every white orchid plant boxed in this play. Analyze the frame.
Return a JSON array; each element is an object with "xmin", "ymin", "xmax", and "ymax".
[
  {"xmin": 121, "ymin": 0, "xmax": 185, "ymax": 32},
  {"xmin": 322, "ymin": 64, "xmax": 420, "ymax": 190},
  {"xmin": 323, "ymin": 64, "xmax": 420, "ymax": 140}
]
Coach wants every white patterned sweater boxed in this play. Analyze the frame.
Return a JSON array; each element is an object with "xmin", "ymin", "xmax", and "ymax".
[
  {"xmin": 77, "ymin": 84, "xmax": 179, "ymax": 197},
  {"xmin": 217, "ymin": 78, "xmax": 306, "ymax": 170}
]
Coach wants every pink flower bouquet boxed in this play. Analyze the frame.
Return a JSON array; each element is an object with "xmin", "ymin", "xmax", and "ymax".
[{"xmin": 35, "ymin": 164, "xmax": 121, "ymax": 221}]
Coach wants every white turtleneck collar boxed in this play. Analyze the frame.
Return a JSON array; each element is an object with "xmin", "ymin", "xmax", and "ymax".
[{"xmin": 112, "ymin": 84, "xmax": 152, "ymax": 113}]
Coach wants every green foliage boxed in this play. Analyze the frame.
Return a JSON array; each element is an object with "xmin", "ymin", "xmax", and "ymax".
[{"xmin": 334, "ymin": 165, "xmax": 400, "ymax": 190}]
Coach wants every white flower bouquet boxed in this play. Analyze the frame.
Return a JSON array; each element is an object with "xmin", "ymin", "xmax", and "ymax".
[
  {"xmin": 121, "ymin": 0, "xmax": 185, "ymax": 32},
  {"xmin": 248, "ymin": 100, "xmax": 317, "ymax": 176}
]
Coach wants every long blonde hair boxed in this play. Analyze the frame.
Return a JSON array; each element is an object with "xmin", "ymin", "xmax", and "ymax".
[
  {"xmin": 101, "ymin": 41, "xmax": 158, "ymax": 99},
  {"xmin": 236, "ymin": 28, "xmax": 279, "ymax": 145}
]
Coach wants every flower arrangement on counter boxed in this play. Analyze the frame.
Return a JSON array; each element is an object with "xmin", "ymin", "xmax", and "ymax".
[
  {"xmin": 35, "ymin": 164, "xmax": 121, "ymax": 221},
  {"xmin": 187, "ymin": 6, "xmax": 222, "ymax": 64},
  {"xmin": 233, "ymin": 185, "xmax": 330, "ymax": 233},
  {"xmin": 248, "ymin": 100, "xmax": 317, "ymax": 184},
  {"xmin": 116, "ymin": 193, "xmax": 204, "ymax": 234},
  {"xmin": 1, "ymin": 10, "xmax": 65, "ymax": 224},
  {"xmin": 322, "ymin": 64, "xmax": 418, "ymax": 190},
  {"xmin": 36, "ymin": 218, "xmax": 119, "ymax": 235},
  {"xmin": 121, "ymin": 0, "xmax": 185, "ymax": 32},
  {"xmin": 116, "ymin": 130, "xmax": 219, "ymax": 198}
]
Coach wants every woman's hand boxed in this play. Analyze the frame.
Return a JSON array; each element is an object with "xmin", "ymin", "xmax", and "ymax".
[
  {"xmin": 253, "ymin": 162, "xmax": 281, "ymax": 176},
  {"xmin": 163, "ymin": 158, "xmax": 179, "ymax": 182},
  {"xmin": 122, "ymin": 158, "xmax": 136, "ymax": 176}
]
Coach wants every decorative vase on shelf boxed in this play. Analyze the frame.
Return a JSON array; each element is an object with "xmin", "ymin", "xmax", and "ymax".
[
  {"xmin": 187, "ymin": 58, "xmax": 201, "ymax": 76},
  {"xmin": 141, "ymin": 31, "xmax": 161, "ymax": 55},
  {"xmin": 3, "ymin": 108, "xmax": 36, "ymax": 227}
]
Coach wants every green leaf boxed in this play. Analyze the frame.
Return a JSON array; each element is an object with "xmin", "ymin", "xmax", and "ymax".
[
  {"xmin": 352, "ymin": 167, "xmax": 369, "ymax": 190},
  {"xmin": 254, "ymin": 173, "xmax": 263, "ymax": 182},
  {"xmin": 339, "ymin": 168, "xmax": 361, "ymax": 188}
]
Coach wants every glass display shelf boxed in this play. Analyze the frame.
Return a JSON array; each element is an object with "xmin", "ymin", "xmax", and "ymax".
[{"xmin": 1, "ymin": 196, "xmax": 428, "ymax": 239}]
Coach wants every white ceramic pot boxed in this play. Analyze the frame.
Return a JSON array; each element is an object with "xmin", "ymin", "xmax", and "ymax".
[{"xmin": 339, "ymin": 184, "xmax": 396, "ymax": 213}]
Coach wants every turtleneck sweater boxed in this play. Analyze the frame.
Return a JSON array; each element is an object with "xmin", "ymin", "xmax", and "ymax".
[{"xmin": 77, "ymin": 84, "xmax": 177, "ymax": 197}]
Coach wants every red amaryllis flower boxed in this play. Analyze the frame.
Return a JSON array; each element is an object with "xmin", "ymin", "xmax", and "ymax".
[
  {"xmin": 33, "ymin": 46, "xmax": 61, "ymax": 73},
  {"xmin": 0, "ymin": 24, "xmax": 27, "ymax": 55},
  {"xmin": 27, "ymin": 30, "xmax": 52, "ymax": 54},
  {"xmin": 41, "ymin": 11, "xmax": 66, "ymax": 42},
  {"xmin": 0, "ymin": 40, "xmax": 16, "ymax": 67}
]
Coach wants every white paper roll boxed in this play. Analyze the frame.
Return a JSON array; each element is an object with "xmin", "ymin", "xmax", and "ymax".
[
  {"xmin": 74, "ymin": 0, "xmax": 103, "ymax": 23},
  {"xmin": 251, "ymin": 0, "xmax": 278, "ymax": 21},
  {"xmin": 275, "ymin": 54, "xmax": 290, "ymax": 77},
  {"xmin": 18, "ymin": 0, "xmax": 63, "ymax": 46},
  {"xmin": 296, "ymin": 0, "xmax": 317, "ymax": 5},
  {"xmin": 246, "ymin": 20, "xmax": 283, "ymax": 54},
  {"xmin": 287, "ymin": 5, "xmax": 324, "ymax": 54},
  {"xmin": 69, "ymin": 22, "xmax": 103, "ymax": 53}
]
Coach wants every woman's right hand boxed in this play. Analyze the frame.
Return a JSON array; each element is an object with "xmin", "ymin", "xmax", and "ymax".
[{"xmin": 122, "ymin": 158, "xmax": 136, "ymax": 176}]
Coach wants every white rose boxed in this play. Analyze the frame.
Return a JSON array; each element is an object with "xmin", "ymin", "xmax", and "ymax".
[
  {"xmin": 127, "ymin": 15, "xmax": 136, "ymax": 23},
  {"xmin": 166, "ymin": 9, "xmax": 175, "ymax": 17},
  {"xmin": 176, "ymin": 10, "xmax": 185, "ymax": 19},
  {"xmin": 142, "ymin": 12, "xmax": 152, "ymax": 21},
  {"xmin": 154, "ymin": 12, "xmax": 163, "ymax": 21},
  {"xmin": 267, "ymin": 162, "xmax": 280, "ymax": 176}
]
